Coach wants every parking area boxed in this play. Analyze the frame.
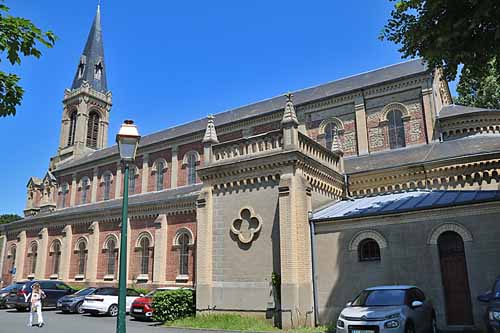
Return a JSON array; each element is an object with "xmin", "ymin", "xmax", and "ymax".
[{"xmin": 0, "ymin": 307, "xmax": 164, "ymax": 333}]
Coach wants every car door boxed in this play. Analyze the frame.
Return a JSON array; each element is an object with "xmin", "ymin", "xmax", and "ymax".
[
  {"xmin": 53, "ymin": 282, "xmax": 74, "ymax": 304},
  {"xmin": 407, "ymin": 289, "xmax": 427, "ymax": 333},
  {"xmin": 126, "ymin": 289, "xmax": 140, "ymax": 311},
  {"xmin": 39, "ymin": 281, "xmax": 58, "ymax": 307},
  {"xmin": 414, "ymin": 288, "xmax": 432, "ymax": 329}
]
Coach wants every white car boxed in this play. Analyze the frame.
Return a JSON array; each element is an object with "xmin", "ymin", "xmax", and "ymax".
[{"xmin": 81, "ymin": 287, "xmax": 142, "ymax": 316}]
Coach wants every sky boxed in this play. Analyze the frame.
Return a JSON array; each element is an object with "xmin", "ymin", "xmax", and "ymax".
[{"xmin": 0, "ymin": 0, "xmax": 459, "ymax": 215}]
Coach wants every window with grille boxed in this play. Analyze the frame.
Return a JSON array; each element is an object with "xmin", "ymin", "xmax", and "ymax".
[
  {"xmin": 179, "ymin": 233, "xmax": 189, "ymax": 275},
  {"xmin": 187, "ymin": 154, "xmax": 197, "ymax": 185},
  {"xmin": 68, "ymin": 111, "xmax": 77, "ymax": 146},
  {"xmin": 52, "ymin": 241, "xmax": 61, "ymax": 275},
  {"xmin": 387, "ymin": 110, "xmax": 406, "ymax": 149},
  {"xmin": 30, "ymin": 243, "xmax": 37, "ymax": 274},
  {"xmin": 140, "ymin": 237, "xmax": 150, "ymax": 275},
  {"xmin": 128, "ymin": 169, "xmax": 135, "ymax": 194},
  {"xmin": 156, "ymin": 162, "xmax": 164, "ymax": 191},
  {"xmin": 86, "ymin": 111, "xmax": 100, "ymax": 149},
  {"xmin": 358, "ymin": 238, "xmax": 381, "ymax": 261},
  {"xmin": 78, "ymin": 241, "xmax": 87, "ymax": 275},
  {"xmin": 107, "ymin": 239, "xmax": 116, "ymax": 275},
  {"xmin": 81, "ymin": 178, "xmax": 89, "ymax": 204},
  {"xmin": 324, "ymin": 123, "xmax": 338, "ymax": 151},
  {"xmin": 103, "ymin": 173, "xmax": 111, "ymax": 200}
]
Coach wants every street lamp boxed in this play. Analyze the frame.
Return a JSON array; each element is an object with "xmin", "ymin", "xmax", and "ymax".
[{"xmin": 115, "ymin": 120, "xmax": 140, "ymax": 333}]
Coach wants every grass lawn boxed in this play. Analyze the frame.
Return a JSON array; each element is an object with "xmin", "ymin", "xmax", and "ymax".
[{"xmin": 164, "ymin": 314, "xmax": 333, "ymax": 332}]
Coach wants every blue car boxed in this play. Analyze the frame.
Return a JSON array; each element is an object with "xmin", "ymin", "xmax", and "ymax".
[
  {"xmin": 56, "ymin": 287, "xmax": 97, "ymax": 314},
  {"xmin": 478, "ymin": 275, "xmax": 500, "ymax": 333}
]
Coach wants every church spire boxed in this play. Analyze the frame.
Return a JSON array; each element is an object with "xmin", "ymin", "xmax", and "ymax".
[{"xmin": 71, "ymin": 4, "xmax": 107, "ymax": 92}]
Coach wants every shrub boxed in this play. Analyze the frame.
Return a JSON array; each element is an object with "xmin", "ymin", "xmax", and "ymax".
[
  {"xmin": 134, "ymin": 287, "xmax": 150, "ymax": 296},
  {"xmin": 152, "ymin": 289, "xmax": 195, "ymax": 322}
]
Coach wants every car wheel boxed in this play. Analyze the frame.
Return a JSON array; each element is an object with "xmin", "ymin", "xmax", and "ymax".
[
  {"xmin": 75, "ymin": 301, "xmax": 85, "ymax": 314},
  {"xmin": 108, "ymin": 304, "xmax": 118, "ymax": 317},
  {"xmin": 405, "ymin": 321, "xmax": 416, "ymax": 333}
]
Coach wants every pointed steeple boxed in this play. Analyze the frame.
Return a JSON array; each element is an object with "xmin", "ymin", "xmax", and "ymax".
[
  {"xmin": 281, "ymin": 92, "xmax": 299, "ymax": 126},
  {"xmin": 71, "ymin": 5, "xmax": 107, "ymax": 92},
  {"xmin": 203, "ymin": 115, "xmax": 219, "ymax": 144}
]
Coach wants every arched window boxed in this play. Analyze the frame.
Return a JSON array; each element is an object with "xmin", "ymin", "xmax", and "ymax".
[
  {"xmin": 128, "ymin": 167, "xmax": 136, "ymax": 195},
  {"xmin": 81, "ymin": 177, "xmax": 90, "ymax": 204},
  {"xmin": 52, "ymin": 241, "xmax": 62, "ymax": 275},
  {"xmin": 178, "ymin": 233, "xmax": 189, "ymax": 276},
  {"xmin": 358, "ymin": 238, "xmax": 381, "ymax": 261},
  {"xmin": 324, "ymin": 123, "xmax": 338, "ymax": 151},
  {"xmin": 156, "ymin": 161, "xmax": 165, "ymax": 191},
  {"xmin": 86, "ymin": 111, "xmax": 100, "ymax": 149},
  {"xmin": 68, "ymin": 111, "xmax": 77, "ymax": 146},
  {"xmin": 103, "ymin": 173, "xmax": 111, "ymax": 201},
  {"xmin": 387, "ymin": 110, "xmax": 406, "ymax": 149},
  {"xmin": 61, "ymin": 183, "xmax": 69, "ymax": 208},
  {"xmin": 106, "ymin": 238, "xmax": 117, "ymax": 276},
  {"xmin": 10, "ymin": 246, "xmax": 16, "ymax": 273},
  {"xmin": 30, "ymin": 243, "xmax": 38, "ymax": 275},
  {"xmin": 187, "ymin": 154, "xmax": 197, "ymax": 185},
  {"xmin": 140, "ymin": 237, "xmax": 150, "ymax": 275},
  {"xmin": 77, "ymin": 240, "xmax": 87, "ymax": 275}
]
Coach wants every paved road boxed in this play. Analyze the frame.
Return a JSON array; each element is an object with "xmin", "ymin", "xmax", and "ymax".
[{"xmin": 0, "ymin": 307, "xmax": 165, "ymax": 333}]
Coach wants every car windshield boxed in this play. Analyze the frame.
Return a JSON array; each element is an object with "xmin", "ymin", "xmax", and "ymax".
[
  {"xmin": 94, "ymin": 288, "xmax": 118, "ymax": 296},
  {"xmin": 145, "ymin": 290, "xmax": 156, "ymax": 297},
  {"xmin": 74, "ymin": 288, "xmax": 96, "ymax": 296},
  {"xmin": 352, "ymin": 289, "xmax": 406, "ymax": 307}
]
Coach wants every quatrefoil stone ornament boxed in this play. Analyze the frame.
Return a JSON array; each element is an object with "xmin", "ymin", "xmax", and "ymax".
[{"xmin": 230, "ymin": 207, "xmax": 262, "ymax": 244}]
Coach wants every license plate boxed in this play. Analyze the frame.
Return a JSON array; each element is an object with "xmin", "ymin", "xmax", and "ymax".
[
  {"xmin": 352, "ymin": 330, "xmax": 374, "ymax": 333},
  {"xmin": 132, "ymin": 308, "xmax": 143, "ymax": 313}
]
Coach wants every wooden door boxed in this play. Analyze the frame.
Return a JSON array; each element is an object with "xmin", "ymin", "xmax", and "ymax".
[{"xmin": 438, "ymin": 231, "xmax": 473, "ymax": 325}]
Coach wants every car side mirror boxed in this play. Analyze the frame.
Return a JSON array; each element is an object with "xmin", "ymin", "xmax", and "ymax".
[
  {"xmin": 346, "ymin": 301, "xmax": 352, "ymax": 307},
  {"xmin": 478, "ymin": 291, "xmax": 492, "ymax": 303},
  {"xmin": 411, "ymin": 300, "xmax": 423, "ymax": 308}
]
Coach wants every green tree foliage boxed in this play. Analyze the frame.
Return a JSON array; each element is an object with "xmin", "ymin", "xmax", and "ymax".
[
  {"xmin": 456, "ymin": 59, "xmax": 500, "ymax": 109},
  {"xmin": 0, "ymin": 1, "xmax": 56, "ymax": 117},
  {"xmin": 381, "ymin": 0, "xmax": 500, "ymax": 82},
  {"xmin": 152, "ymin": 289, "xmax": 195, "ymax": 322},
  {"xmin": 0, "ymin": 214, "xmax": 22, "ymax": 224}
]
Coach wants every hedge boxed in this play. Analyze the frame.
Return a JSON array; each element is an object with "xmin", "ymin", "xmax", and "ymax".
[{"xmin": 152, "ymin": 289, "xmax": 195, "ymax": 322}]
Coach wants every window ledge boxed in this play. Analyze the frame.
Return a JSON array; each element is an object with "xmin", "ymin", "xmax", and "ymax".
[
  {"xmin": 136, "ymin": 274, "xmax": 149, "ymax": 282},
  {"xmin": 176, "ymin": 274, "xmax": 189, "ymax": 282},
  {"xmin": 103, "ymin": 274, "xmax": 115, "ymax": 281},
  {"xmin": 27, "ymin": 274, "xmax": 35, "ymax": 280},
  {"xmin": 49, "ymin": 274, "xmax": 59, "ymax": 280},
  {"xmin": 75, "ymin": 274, "xmax": 85, "ymax": 281}
]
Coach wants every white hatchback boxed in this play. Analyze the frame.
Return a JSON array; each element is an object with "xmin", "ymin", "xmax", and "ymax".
[{"xmin": 81, "ymin": 287, "xmax": 142, "ymax": 316}]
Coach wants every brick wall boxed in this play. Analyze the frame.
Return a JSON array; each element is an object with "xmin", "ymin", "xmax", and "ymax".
[
  {"xmin": 177, "ymin": 142, "xmax": 203, "ymax": 187},
  {"xmin": 2, "ymin": 239, "xmax": 17, "ymax": 285},
  {"xmin": 97, "ymin": 163, "xmax": 117, "ymax": 201},
  {"xmin": 166, "ymin": 213, "xmax": 197, "ymax": 283},
  {"xmin": 69, "ymin": 231, "xmax": 88, "ymax": 279},
  {"xmin": 252, "ymin": 121, "xmax": 280, "ymax": 135},
  {"xmin": 128, "ymin": 218, "xmax": 156, "ymax": 281},
  {"xmin": 96, "ymin": 222, "xmax": 120, "ymax": 280},
  {"xmin": 148, "ymin": 149, "xmax": 172, "ymax": 191},
  {"xmin": 57, "ymin": 174, "xmax": 73, "ymax": 208},
  {"xmin": 75, "ymin": 169, "xmax": 93, "ymax": 205},
  {"xmin": 218, "ymin": 130, "xmax": 243, "ymax": 142}
]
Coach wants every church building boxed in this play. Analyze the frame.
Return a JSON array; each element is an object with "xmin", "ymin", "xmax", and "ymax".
[{"xmin": 1, "ymin": 6, "xmax": 500, "ymax": 331}]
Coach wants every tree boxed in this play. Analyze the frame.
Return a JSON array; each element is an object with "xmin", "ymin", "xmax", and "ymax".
[
  {"xmin": 456, "ymin": 59, "xmax": 500, "ymax": 109},
  {"xmin": 381, "ymin": 0, "xmax": 500, "ymax": 82},
  {"xmin": 0, "ymin": 214, "xmax": 22, "ymax": 224},
  {"xmin": 0, "ymin": 1, "xmax": 56, "ymax": 117}
]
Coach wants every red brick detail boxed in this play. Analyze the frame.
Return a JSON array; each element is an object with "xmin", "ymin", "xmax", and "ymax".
[
  {"xmin": 2, "ymin": 239, "xmax": 18, "ymax": 285},
  {"xmin": 218, "ymin": 131, "xmax": 243, "ymax": 142},
  {"xmin": 177, "ymin": 143, "xmax": 203, "ymax": 187},
  {"xmin": 96, "ymin": 222, "xmax": 120, "ymax": 280},
  {"xmin": 57, "ymin": 174, "xmax": 73, "ymax": 208},
  {"xmin": 45, "ymin": 234, "xmax": 63, "ymax": 278},
  {"xmin": 165, "ymin": 213, "xmax": 197, "ymax": 283},
  {"xmin": 252, "ymin": 121, "xmax": 280, "ymax": 135},
  {"xmin": 97, "ymin": 163, "xmax": 117, "ymax": 202},
  {"xmin": 148, "ymin": 149, "xmax": 172, "ymax": 192},
  {"xmin": 69, "ymin": 232, "xmax": 89, "ymax": 279},
  {"xmin": 128, "ymin": 218, "xmax": 156, "ymax": 281},
  {"xmin": 75, "ymin": 169, "xmax": 93, "ymax": 205}
]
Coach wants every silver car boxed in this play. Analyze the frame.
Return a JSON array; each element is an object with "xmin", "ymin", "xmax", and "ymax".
[{"xmin": 337, "ymin": 285, "xmax": 437, "ymax": 333}]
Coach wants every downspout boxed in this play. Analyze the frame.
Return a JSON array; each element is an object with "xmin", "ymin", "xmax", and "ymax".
[{"xmin": 308, "ymin": 211, "xmax": 319, "ymax": 327}]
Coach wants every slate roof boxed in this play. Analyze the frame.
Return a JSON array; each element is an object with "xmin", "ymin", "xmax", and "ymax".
[
  {"xmin": 439, "ymin": 104, "xmax": 500, "ymax": 119},
  {"xmin": 71, "ymin": 5, "xmax": 107, "ymax": 92},
  {"xmin": 345, "ymin": 134, "xmax": 500, "ymax": 174},
  {"xmin": 312, "ymin": 190, "xmax": 500, "ymax": 221},
  {"xmin": 56, "ymin": 59, "xmax": 428, "ymax": 171}
]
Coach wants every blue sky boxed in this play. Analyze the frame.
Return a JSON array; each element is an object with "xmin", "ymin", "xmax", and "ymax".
[{"xmin": 0, "ymin": 1, "xmax": 459, "ymax": 215}]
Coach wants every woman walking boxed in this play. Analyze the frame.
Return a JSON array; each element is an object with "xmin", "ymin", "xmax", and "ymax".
[{"xmin": 24, "ymin": 283, "xmax": 46, "ymax": 328}]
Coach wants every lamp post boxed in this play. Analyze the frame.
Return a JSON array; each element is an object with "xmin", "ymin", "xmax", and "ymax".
[{"xmin": 115, "ymin": 120, "xmax": 140, "ymax": 333}]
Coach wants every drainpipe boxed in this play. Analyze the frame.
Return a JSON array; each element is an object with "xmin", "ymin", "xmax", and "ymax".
[{"xmin": 308, "ymin": 211, "xmax": 319, "ymax": 327}]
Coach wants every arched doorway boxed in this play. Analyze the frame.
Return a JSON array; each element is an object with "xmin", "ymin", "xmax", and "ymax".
[{"xmin": 438, "ymin": 231, "xmax": 473, "ymax": 325}]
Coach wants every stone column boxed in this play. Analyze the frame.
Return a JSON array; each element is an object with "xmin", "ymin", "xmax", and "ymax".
[
  {"xmin": 115, "ymin": 162, "xmax": 122, "ymax": 199},
  {"xmin": 36, "ymin": 228, "xmax": 48, "ymax": 279},
  {"xmin": 153, "ymin": 214, "xmax": 168, "ymax": 284},
  {"xmin": 195, "ymin": 187, "xmax": 214, "ymax": 312},
  {"xmin": 421, "ymin": 87, "xmax": 437, "ymax": 143},
  {"xmin": 354, "ymin": 96, "xmax": 369, "ymax": 155},
  {"xmin": 141, "ymin": 153, "xmax": 149, "ymax": 193},
  {"xmin": 171, "ymin": 146, "xmax": 179, "ymax": 188},
  {"xmin": 91, "ymin": 167, "xmax": 99, "ymax": 203},
  {"xmin": 58, "ymin": 118, "xmax": 70, "ymax": 150},
  {"xmin": 60, "ymin": 225, "xmax": 73, "ymax": 281},
  {"xmin": 70, "ymin": 174, "xmax": 77, "ymax": 207},
  {"xmin": 15, "ymin": 231, "xmax": 27, "ymax": 281},
  {"xmin": 86, "ymin": 221, "xmax": 100, "ymax": 282}
]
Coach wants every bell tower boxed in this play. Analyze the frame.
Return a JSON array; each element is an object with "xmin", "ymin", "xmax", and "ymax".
[{"xmin": 51, "ymin": 5, "xmax": 112, "ymax": 169}]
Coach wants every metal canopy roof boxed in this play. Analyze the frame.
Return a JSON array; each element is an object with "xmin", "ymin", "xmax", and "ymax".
[{"xmin": 312, "ymin": 190, "xmax": 500, "ymax": 221}]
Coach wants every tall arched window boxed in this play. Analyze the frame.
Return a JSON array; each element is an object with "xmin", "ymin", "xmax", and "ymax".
[
  {"xmin": 30, "ymin": 243, "xmax": 38, "ymax": 275},
  {"xmin": 68, "ymin": 111, "xmax": 77, "ymax": 146},
  {"xmin": 178, "ymin": 233, "xmax": 189, "ymax": 276},
  {"xmin": 128, "ymin": 168, "xmax": 136, "ymax": 195},
  {"xmin": 52, "ymin": 241, "xmax": 61, "ymax": 275},
  {"xmin": 106, "ymin": 238, "xmax": 117, "ymax": 276},
  {"xmin": 324, "ymin": 123, "xmax": 338, "ymax": 151},
  {"xmin": 77, "ymin": 240, "xmax": 87, "ymax": 275},
  {"xmin": 156, "ymin": 161, "xmax": 165, "ymax": 191},
  {"xmin": 86, "ymin": 111, "xmax": 100, "ymax": 149},
  {"xmin": 81, "ymin": 177, "xmax": 90, "ymax": 204},
  {"xmin": 10, "ymin": 246, "xmax": 16, "ymax": 273},
  {"xmin": 358, "ymin": 238, "xmax": 381, "ymax": 261},
  {"xmin": 387, "ymin": 110, "xmax": 406, "ymax": 149},
  {"xmin": 103, "ymin": 173, "xmax": 111, "ymax": 201},
  {"xmin": 61, "ymin": 183, "xmax": 69, "ymax": 208},
  {"xmin": 140, "ymin": 237, "xmax": 150, "ymax": 275},
  {"xmin": 187, "ymin": 154, "xmax": 197, "ymax": 185}
]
